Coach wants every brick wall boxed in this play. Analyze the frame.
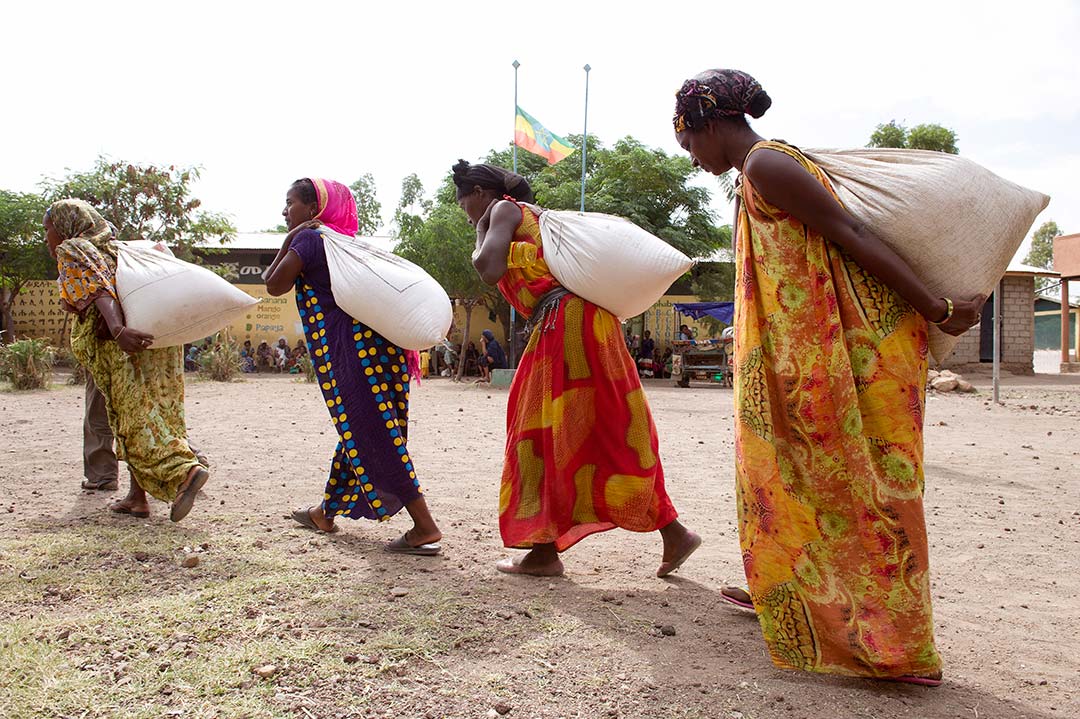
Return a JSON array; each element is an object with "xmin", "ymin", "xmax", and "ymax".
[{"xmin": 939, "ymin": 275, "xmax": 1034, "ymax": 374}]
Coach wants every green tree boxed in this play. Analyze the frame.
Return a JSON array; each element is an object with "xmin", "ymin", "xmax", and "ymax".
[
  {"xmin": 0, "ymin": 191, "xmax": 51, "ymax": 342},
  {"xmin": 868, "ymin": 121, "xmax": 958, "ymax": 154},
  {"xmin": 906, "ymin": 123, "xmax": 959, "ymax": 154},
  {"xmin": 350, "ymin": 173, "xmax": 382, "ymax": 236},
  {"xmin": 868, "ymin": 120, "xmax": 908, "ymax": 149},
  {"xmin": 393, "ymin": 175, "xmax": 492, "ymax": 381},
  {"xmin": 1025, "ymin": 220, "xmax": 1061, "ymax": 293},
  {"xmin": 43, "ymin": 157, "xmax": 236, "ymax": 264}
]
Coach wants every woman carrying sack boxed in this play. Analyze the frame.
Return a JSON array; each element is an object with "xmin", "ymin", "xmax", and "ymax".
[
  {"xmin": 673, "ymin": 69, "xmax": 985, "ymax": 685},
  {"xmin": 264, "ymin": 178, "xmax": 442, "ymax": 554},
  {"xmin": 455, "ymin": 160, "xmax": 700, "ymax": 578},
  {"xmin": 44, "ymin": 200, "xmax": 209, "ymax": 522}
]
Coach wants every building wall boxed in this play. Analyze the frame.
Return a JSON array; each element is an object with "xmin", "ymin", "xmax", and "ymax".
[{"xmin": 940, "ymin": 275, "xmax": 1035, "ymax": 374}]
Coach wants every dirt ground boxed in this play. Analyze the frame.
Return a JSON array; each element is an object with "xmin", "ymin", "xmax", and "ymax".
[{"xmin": 1, "ymin": 369, "xmax": 1078, "ymax": 719}]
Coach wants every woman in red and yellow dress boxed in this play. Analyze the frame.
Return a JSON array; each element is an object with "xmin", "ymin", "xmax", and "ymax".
[{"xmin": 453, "ymin": 160, "xmax": 700, "ymax": 577}]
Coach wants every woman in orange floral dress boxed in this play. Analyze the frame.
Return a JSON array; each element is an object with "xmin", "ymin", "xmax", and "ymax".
[
  {"xmin": 673, "ymin": 69, "xmax": 986, "ymax": 685},
  {"xmin": 453, "ymin": 160, "xmax": 700, "ymax": 578}
]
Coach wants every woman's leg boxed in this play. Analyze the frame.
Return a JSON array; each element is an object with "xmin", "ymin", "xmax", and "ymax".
[
  {"xmin": 656, "ymin": 518, "xmax": 702, "ymax": 577},
  {"xmin": 402, "ymin": 496, "xmax": 441, "ymax": 545},
  {"xmin": 110, "ymin": 475, "xmax": 150, "ymax": 517}
]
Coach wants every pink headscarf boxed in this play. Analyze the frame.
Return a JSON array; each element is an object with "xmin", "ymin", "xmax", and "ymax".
[
  {"xmin": 307, "ymin": 177, "xmax": 422, "ymax": 381},
  {"xmin": 309, "ymin": 178, "xmax": 359, "ymax": 236}
]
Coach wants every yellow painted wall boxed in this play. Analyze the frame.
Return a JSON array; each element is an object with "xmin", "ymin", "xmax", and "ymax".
[{"xmin": 10, "ymin": 282, "xmax": 721, "ymax": 351}]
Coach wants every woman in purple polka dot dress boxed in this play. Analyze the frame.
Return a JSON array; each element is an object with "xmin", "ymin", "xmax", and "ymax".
[{"xmin": 265, "ymin": 178, "xmax": 442, "ymax": 554}]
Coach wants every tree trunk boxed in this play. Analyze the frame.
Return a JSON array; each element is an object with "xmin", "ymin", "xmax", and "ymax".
[
  {"xmin": 455, "ymin": 300, "xmax": 475, "ymax": 382},
  {"xmin": 0, "ymin": 288, "xmax": 14, "ymax": 344}
]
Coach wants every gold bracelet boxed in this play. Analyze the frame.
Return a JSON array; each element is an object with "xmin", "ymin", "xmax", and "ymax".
[{"xmin": 931, "ymin": 298, "xmax": 954, "ymax": 325}]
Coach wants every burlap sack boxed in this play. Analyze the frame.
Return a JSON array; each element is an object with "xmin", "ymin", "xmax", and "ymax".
[{"xmin": 804, "ymin": 148, "xmax": 1050, "ymax": 363}]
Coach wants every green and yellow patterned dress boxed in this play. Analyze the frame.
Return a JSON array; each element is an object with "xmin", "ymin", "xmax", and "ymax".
[{"xmin": 51, "ymin": 200, "xmax": 200, "ymax": 502}]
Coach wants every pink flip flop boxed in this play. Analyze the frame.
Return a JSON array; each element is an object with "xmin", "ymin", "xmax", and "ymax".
[{"xmin": 719, "ymin": 586, "xmax": 755, "ymax": 610}]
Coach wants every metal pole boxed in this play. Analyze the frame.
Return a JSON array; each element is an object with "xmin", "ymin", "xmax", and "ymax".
[
  {"xmin": 1062, "ymin": 278, "xmax": 1071, "ymax": 366},
  {"xmin": 993, "ymin": 279, "xmax": 1001, "ymax": 404},
  {"xmin": 580, "ymin": 64, "xmax": 591, "ymax": 213},
  {"xmin": 509, "ymin": 59, "xmax": 520, "ymax": 368},
  {"xmin": 512, "ymin": 60, "xmax": 520, "ymax": 174}
]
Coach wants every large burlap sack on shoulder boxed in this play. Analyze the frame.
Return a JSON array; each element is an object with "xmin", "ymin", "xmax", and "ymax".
[
  {"xmin": 538, "ymin": 210, "xmax": 694, "ymax": 320},
  {"xmin": 115, "ymin": 243, "xmax": 259, "ymax": 348},
  {"xmin": 322, "ymin": 229, "xmax": 452, "ymax": 350},
  {"xmin": 804, "ymin": 148, "xmax": 1050, "ymax": 363}
]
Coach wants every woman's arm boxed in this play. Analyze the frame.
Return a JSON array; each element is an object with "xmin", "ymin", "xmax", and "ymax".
[
  {"xmin": 93, "ymin": 295, "xmax": 154, "ymax": 353},
  {"xmin": 744, "ymin": 149, "xmax": 984, "ymax": 336},
  {"xmin": 265, "ymin": 222, "xmax": 319, "ymax": 296},
  {"xmin": 473, "ymin": 201, "xmax": 523, "ymax": 285}
]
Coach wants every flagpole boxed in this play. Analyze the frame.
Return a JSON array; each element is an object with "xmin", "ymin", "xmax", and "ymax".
[
  {"xmin": 580, "ymin": 64, "xmax": 590, "ymax": 213},
  {"xmin": 509, "ymin": 59, "xmax": 520, "ymax": 368},
  {"xmin": 512, "ymin": 60, "xmax": 520, "ymax": 174}
]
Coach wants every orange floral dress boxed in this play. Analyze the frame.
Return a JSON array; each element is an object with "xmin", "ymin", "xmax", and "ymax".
[
  {"xmin": 497, "ymin": 202, "xmax": 677, "ymax": 550},
  {"xmin": 734, "ymin": 142, "xmax": 940, "ymax": 678}
]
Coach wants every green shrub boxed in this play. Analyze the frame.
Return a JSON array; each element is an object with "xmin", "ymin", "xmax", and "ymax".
[
  {"xmin": 0, "ymin": 338, "xmax": 56, "ymax": 390},
  {"xmin": 296, "ymin": 354, "xmax": 316, "ymax": 383},
  {"xmin": 53, "ymin": 347, "xmax": 87, "ymax": 385},
  {"xmin": 197, "ymin": 334, "xmax": 241, "ymax": 382}
]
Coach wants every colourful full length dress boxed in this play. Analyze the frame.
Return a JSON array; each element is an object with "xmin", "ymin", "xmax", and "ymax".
[
  {"xmin": 496, "ymin": 202, "xmax": 677, "ymax": 550},
  {"xmin": 55, "ymin": 236, "xmax": 200, "ymax": 502},
  {"xmin": 734, "ymin": 141, "xmax": 940, "ymax": 678},
  {"xmin": 289, "ymin": 229, "xmax": 422, "ymax": 521}
]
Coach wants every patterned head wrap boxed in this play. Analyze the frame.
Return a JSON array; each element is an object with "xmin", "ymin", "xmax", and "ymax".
[
  {"xmin": 673, "ymin": 69, "xmax": 772, "ymax": 133},
  {"xmin": 47, "ymin": 199, "xmax": 118, "ymax": 312},
  {"xmin": 47, "ymin": 199, "xmax": 113, "ymax": 249}
]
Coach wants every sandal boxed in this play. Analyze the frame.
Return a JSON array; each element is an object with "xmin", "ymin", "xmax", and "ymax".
[
  {"xmin": 82, "ymin": 478, "xmax": 119, "ymax": 491},
  {"xmin": 885, "ymin": 674, "xmax": 943, "ymax": 688},
  {"xmin": 170, "ymin": 467, "xmax": 209, "ymax": 523},
  {"xmin": 291, "ymin": 507, "xmax": 339, "ymax": 534},
  {"xmin": 656, "ymin": 532, "xmax": 702, "ymax": 578},
  {"xmin": 109, "ymin": 502, "xmax": 149, "ymax": 519},
  {"xmin": 385, "ymin": 532, "xmax": 440, "ymax": 556},
  {"xmin": 720, "ymin": 586, "xmax": 755, "ymax": 611}
]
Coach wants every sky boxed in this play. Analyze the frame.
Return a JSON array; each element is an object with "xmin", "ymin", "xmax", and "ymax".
[{"xmin": 3, "ymin": 0, "xmax": 1078, "ymax": 267}]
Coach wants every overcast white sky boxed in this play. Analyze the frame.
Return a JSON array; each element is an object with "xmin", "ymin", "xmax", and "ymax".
[{"xmin": 3, "ymin": 0, "xmax": 1077, "ymax": 264}]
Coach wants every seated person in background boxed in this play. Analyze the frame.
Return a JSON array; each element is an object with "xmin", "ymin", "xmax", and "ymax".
[
  {"xmin": 678, "ymin": 324, "xmax": 694, "ymax": 341},
  {"xmin": 274, "ymin": 337, "xmax": 290, "ymax": 372},
  {"xmin": 239, "ymin": 340, "xmax": 256, "ymax": 373},
  {"xmin": 482, "ymin": 329, "xmax": 507, "ymax": 377},
  {"xmin": 184, "ymin": 343, "xmax": 200, "ymax": 371},
  {"xmin": 464, "ymin": 341, "xmax": 480, "ymax": 377},
  {"xmin": 638, "ymin": 330, "xmax": 656, "ymax": 377},
  {"xmin": 255, "ymin": 340, "xmax": 274, "ymax": 372},
  {"xmin": 660, "ymin": 347, "xmax": 674, "ymax": 379}
]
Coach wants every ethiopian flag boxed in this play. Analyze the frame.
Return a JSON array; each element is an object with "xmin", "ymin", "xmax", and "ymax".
[{"xmin": 515, "ymin": 106, "xmax": 575, "ymax": 165}]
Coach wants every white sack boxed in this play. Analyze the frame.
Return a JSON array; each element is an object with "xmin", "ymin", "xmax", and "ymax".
[
  {"xmin": 804, "ymin": 148, "xmax": 1050, "ymax": 363},
  {"xmin": 322, "ymin": 229, "xmax": 453, "ymax": 350},
  {"xmin": 115, "ymin": 243, "xmax": 258, "ymax": 348},
  {"xmin": 537, "ymin": 211, "xmax": 694, "ymax": 319}
]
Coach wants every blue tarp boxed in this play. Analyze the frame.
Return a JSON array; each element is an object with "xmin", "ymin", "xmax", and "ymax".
[{"xmin": 673, "ymin": 302, "xmax": 734, "ymax": 325}]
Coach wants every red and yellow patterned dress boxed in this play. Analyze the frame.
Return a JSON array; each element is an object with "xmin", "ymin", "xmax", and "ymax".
[
  {"xmin": 497, "ymin": 202, "xmax": 678, "ymax": 550},
  {"xmin": 734, "ymin": 141, "xmax": 940, "ymax": 678}
]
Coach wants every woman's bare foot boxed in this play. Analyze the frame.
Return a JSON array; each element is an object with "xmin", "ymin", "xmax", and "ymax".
[
  {"xmin": 657, "ymin": 520, "xmax": 702, "ymax": 577},
  {"xmin": 496, "ymin": 544, "xmax": 564, "ymax": 576}
]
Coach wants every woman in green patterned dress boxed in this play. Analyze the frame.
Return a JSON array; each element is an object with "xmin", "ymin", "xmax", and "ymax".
[{"xmin": 44, "ymin": 199, "xmax": 209, "ymax": 522}]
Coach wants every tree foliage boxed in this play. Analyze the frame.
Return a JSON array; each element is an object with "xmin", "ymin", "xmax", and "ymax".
[
  {"xmin": 42, "ymin": 157, "xmax": 236, "ymax": 263},
  {"xmin": 1025, "ymin": 220, "xmax": 1062, "ymax": 294},
  {"xmin": 868, "ymin": 121, "xmax": 958, "ymax": 154},
  {"xmin": 392, "ymin": 133, "xmax": 734, "ymax": 367},
  {"xmin": 349, "ymin": 173, "xmax": 382, "ymax": 236},
  {"xmin": 0, "ymin": 191, "xmax": 52, "ymax": 342},
  {"xmin": 1025, "ymin": 220, "xmax": 1060, "ymax": 270}
]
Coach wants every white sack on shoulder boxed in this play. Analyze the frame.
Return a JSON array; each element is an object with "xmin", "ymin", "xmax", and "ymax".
[
  {"xmin": 538, "ymin": 210, "xmax": 694, "ymax": 320},
  {"xmin": 321, "ymin": 229, "xmax": 453, "ymax": 350},
  {"xmin": 804, "ymin": 148, "xmax": 1050, "ymax": 364},
  {"xmin": 115, "ymin": 243, "xmax": 258, "ymax": 348}
]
